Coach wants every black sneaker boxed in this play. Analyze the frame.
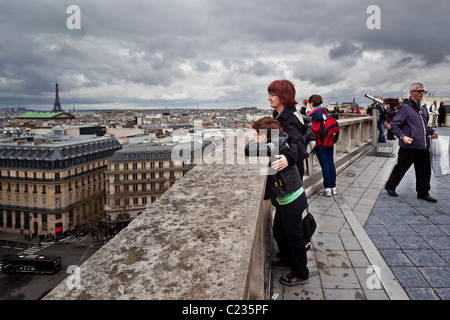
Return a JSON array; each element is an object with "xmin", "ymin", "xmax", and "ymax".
[
  {"xmin": 271, "ymin": 260, "xmax": 291, "ymax": 270},
  {"xmin": 280, "ymin": 272, "xmax": 309, "ymax": 286}
]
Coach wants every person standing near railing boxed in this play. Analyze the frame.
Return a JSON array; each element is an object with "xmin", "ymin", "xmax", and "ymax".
[
  {"xmin": 438, "ymin": 102, "xmax": 446, "ymax": 127},
  {"xmin": 429, "ymin": 101, "xmax": 439, "ymax": 127},
  {"xmin": 307, "ymin": 94, "xmax": 337, "ymax": 197},
  {"xmin": 385, "ymin": 82, "xmax": 439, "ymax": 202},
  {"xmin": 268, "ymin": 80, "xmax": 306, "ymax": 179},
  {"xmin": 368, "ymin": 98, "xmax": 387, "ymax": 143},
  {"xmin": 260, "ymin": 79, "xmax": 311, "ymax": 286},
  {"xmin": 385, "ymin": 103, "xmax": 398, "ymax": 140}
]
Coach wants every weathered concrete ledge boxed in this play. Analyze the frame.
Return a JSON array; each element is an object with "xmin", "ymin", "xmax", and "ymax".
[
  {"xmin": 45, "ymin": 132, "xmax": 273, "ymax": 300},
  {"xmin": 44, "ymin": 118, "xmax": 373, "ymax": 300}
]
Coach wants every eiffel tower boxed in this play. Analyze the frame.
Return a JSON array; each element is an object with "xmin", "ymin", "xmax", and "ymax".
[{"xmin": 51, "ymin": 83, "xmax": 63, "ymax": 112}]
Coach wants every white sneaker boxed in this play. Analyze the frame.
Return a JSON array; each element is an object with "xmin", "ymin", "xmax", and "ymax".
[
  {"xmin": 318, "ymin": 188, "xmax": 332, "ymax": 197},
  {"xmin": 331, "ymin": 187, "xmax": 337, "ymax": 195}
]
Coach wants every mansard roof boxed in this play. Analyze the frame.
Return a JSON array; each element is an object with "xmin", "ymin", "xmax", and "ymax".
[{"xmin": 0, "ymin": 135, "xmax": 121, "ymax": 161}]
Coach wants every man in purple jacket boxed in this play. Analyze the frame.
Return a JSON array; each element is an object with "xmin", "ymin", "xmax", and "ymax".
[{"xmin": 385, "ymin": 82, "xmax": 439, "ymax": 202}]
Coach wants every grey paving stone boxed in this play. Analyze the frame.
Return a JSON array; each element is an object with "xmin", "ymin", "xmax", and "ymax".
[
  {"xmin": 394, "ymin": 235, "xmax": 431, "ymax": 250},
  {"xmin": 404, "ymin": 250, "xmax": 448, "ymax": 267},
  {"xmin": 370, "ymin": 235, "xmax": 400, "ymax": 249},
  {"xmin": 400, "ymin": 215, "xmax": 431, "ymax": 225},
  {"xmin": 340, "ymin": 236, "xmax": 362, "ymax": 251},
  {"xmin": 393, "ymin": 206, "xmax": 421, "ymax": 216},
  {"xmin": 419, "ymin": 267, "xmax": 450, "ymax": 287},
  {"xmin": 437, "ymin": 250, "xmax": 450, "ymax": 264},
  {"xmin": 427, "ymin": 214, "xmax": 450, "ymax": 225},
  {"xmin": 376, "ymin": 214, "xmax": 406, "ymax": 226},
  {"xmin": 363, "ymin": 289, "xmax": 389, "ymax": 300},
  {"xmin": 438, "ymin": 225, "xmax": 450, "ymax": 235},
  {"xmin": 312, "ymin": 234, "xmax": 345, "ymax": 251},
  {"xmin": 364, "ymin": 215, "xmax": 381, "ymax": 225},
  {"xmin": 411, "ymin": 224, "xmax": 447, "ymax": 236},
  {"xmin": 406, "ymin": 288, "xmax": 440, "ymax": 300},
  {"xmin": 319, "ymin": 267, "xmax": 361, "ymax": 289},
  {"xmin": 374, "ymin": 199, "xmax": 391, "ymax": 208},
  {"xmin": 371, "ymin": 209, "xmax": 397, "ymax": 219},
  {"xmin": 436, "ymin": 288, "xmax": 450, "ymax": 300},
  {"xmin": 283, "ymin": 286, "xmax": 324, "ymax": 300},
  {"xmin": 364, "ymin": 224, "xmax": 389, "ymax": 236},
  {"xmin": 315, "ymin": 250, "xmax": 352, "ymax": 269},
  {"xmin": 436, "ymin": 200, "xmax": 450, "ymax": 211},
  {"xmin": 371, "ymin": 207, "xmax": 394, "ymax": 216},
  {"xmin": 380, "ymin": 250, "xmax": 413, "ymax": 266},
  {"xmin": 323, "ymin": 207, "xmax": 345, "ymax": 218},
  {"xmin": 391, "ymin": 267, "xmax": 429, "ymax": 288},
  {"xmin": 384, "ymin": 224, "xmax": 417, "ymax": 236},
  {"xmin": 338, "ymin": 225, "xmax": 353, "ymax": 237},
  {"xmin": 354, "ymin": 209, "xmax": 373, "ymax": 226},
  {"xmin": 314, "ymin": 215, "xmax": 347, "ymax": 234},
  {"xmin": 383, "ymin": 197, "xmax": 411, "ymax": 207},
  {"xmin": 404, "ymin": 197, "xmax": 435, "ymax": 207},
  {"xmin": 323, "ymin": 289, "xmax": 367, "ymax": 300},
  {"xmin": 347, "ymin": 251, "xmax": 370, "ymax": 268},
  {"xmin": 416, "ymin": 206, "xmax": 447, "ymax": 215},
  {"xmin": 423, "ymin": 236, "xmax": 450, "ymax": 249}
]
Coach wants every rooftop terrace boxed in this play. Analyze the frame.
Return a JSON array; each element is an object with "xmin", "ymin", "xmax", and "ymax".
[{"xmin": 44, "ymin": 115, "xmax": 375, "ymax": 300}]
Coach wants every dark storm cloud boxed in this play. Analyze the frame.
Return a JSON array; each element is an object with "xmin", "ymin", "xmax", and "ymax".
[
  {"xmin": 1, "ymin": 0, "xmax": 450, "ymax": 109},
  {"xmin": 329, "ymin": 43, "xmax": 363, "ymax": 61},
  {"xmin": 195, "ymin": 61, "xmax": 212, "ymax": 73},
  {"xmin": 356, "ymin": 1, "xmax": 450, "ymax": 65},
  {"xmin": 246, "ymin": 61, "xmax": 274, "ymax": 77}
]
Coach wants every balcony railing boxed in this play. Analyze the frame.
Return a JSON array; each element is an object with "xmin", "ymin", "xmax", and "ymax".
[{"xmin": 44, "ymin": 116, "xmax": 373, "ymax": 300}]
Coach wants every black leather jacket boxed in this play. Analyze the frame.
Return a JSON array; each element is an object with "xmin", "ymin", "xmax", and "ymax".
[
  {"xmin": 245, "ymin": 133, "xmax": 303, "ymax": 199},
  {"xmin": 273, "ymin": 107, "xmax": 306, "ymax": 178}
]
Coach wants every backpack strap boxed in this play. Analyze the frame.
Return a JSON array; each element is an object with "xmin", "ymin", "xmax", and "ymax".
[{"xmin": 293, "ymin": 110, "xmax": 305, "ymax": 125}]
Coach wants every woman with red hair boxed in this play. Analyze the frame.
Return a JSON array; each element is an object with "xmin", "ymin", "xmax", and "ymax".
[
  {"xmin": 267, "ymin": 80, "xmax": 309, "ymax": 286},
  {"xmin": 268, "ymin": 80, "xmax": 306, "ymax": 177}
]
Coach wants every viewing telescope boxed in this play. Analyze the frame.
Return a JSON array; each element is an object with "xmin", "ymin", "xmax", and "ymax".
[{"xmin": 364, "ymin": 94, "xmax": 384, "ymax": 104}]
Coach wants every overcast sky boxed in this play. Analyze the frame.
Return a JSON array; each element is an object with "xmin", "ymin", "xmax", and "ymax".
[{"xmin": 1, "ymin": 0, "xmax": 450, "ymax": 110}]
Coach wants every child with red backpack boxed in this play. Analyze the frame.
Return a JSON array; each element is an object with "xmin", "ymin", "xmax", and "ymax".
[{"xmin": 307, "ymin": 94, "xmax": 338, "ymax": 197}]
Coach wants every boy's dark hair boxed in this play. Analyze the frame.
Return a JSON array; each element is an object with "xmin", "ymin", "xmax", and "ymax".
[
  {"xmin": 308, "ymin": 94, "xmax": 323, "ymax": 107},
  {"xmin": 252, "ymin": 117, "xmax": 283, "ymax": 140}
]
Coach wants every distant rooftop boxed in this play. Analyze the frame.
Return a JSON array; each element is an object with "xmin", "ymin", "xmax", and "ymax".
[
  {"xmin": 16, "ymin": 112, "xmax": 75, "ymax": 119},
  {"xmin": 0, "ymin": 134, "xmax": 121, "ymax": 162}
]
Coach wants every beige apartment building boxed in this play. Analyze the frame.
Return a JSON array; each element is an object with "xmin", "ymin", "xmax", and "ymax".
[
  {"xmin": 0, "ymin": 129, "xmax": 121, "ymax": 236},
  {"xmin": 104, "ymin": 141, "xmax": 204, "ymax": 228}
]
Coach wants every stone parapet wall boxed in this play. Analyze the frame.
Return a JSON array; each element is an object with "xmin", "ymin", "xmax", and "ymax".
[{"xmin": 45, "ymin": 132, "xmax": 272, "ymax": 300}]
